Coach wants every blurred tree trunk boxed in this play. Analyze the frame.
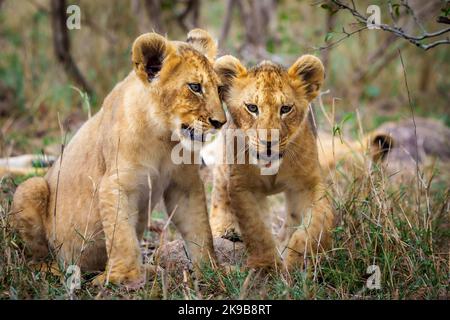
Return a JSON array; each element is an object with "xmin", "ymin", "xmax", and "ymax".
[
  {"xmin": 177, "ymin": 0, "xmax": 201, "ymax": 32},
  {"xmin": 143, "ymin": 0, "xmax": 165, "ymax": 34},
  {"xmin": 235, "ymin": 0, "xmax": 277, "ymax": 60},
  {"xmin": 50, "ymin": 0, "xmax": 93, "ymax": 96},
  {"xmin": 133, "ymin": 0, "xmax": 200, "ymax": 36},
  {"xmin": 321, "ymin": 9, "xmax": 336, "ymax": 70},
  {"xmin": 419, "ymin": 55, "xmax": 432, "ymax": 92},
  {"xmin": 219, "ymin": 0, "xmax": 236, "ymax": 49}
]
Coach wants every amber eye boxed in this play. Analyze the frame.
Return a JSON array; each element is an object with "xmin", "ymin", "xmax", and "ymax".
[
  {"xmin": 188, "ymin": 83, "xmax": 202, "ymax": 93},
  {"xmin": 280, "ymin": 105, "xmax": 292, "ymax": 115},
  {"xmin": 245, "ymin": 103, "xmax": 258, "ymax": 114}
]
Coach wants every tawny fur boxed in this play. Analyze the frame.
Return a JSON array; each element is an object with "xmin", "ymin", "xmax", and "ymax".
[
  {"xmin": 210, "ymin": 55, "xmax": 335, "ymax": 270},
  {"xmin": 10, "ymin": 30, "xmax": 226, "ymax": 287},
  {"xmin": 317, "ymin": 131, "xmax": 394, "ymax": 173}
]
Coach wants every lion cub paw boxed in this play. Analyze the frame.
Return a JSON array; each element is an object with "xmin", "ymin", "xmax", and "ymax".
[
  {"xmin": 224, "ymin": 227, "xmax": 243, "ymax": 242},
  {"xmin": 91, "ymin": 264, "xmax": 160, "ymax": 290},
  {"xmin": 213, "ymin": 226, "xmax": 242, "ymax": 242},
  {"xmin": 284, "ymin": 231, "xmax": 312, "ymax": 271}
]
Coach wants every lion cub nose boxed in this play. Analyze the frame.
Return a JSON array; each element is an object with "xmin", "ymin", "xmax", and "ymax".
[{"xmin": 208, "ymin": 118, "xmax": 225, "ymax": 129}]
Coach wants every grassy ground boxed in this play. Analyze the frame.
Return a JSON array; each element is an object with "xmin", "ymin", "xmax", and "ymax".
[{"xmin": 0, "ymin": 144, "xmax": 448, "ymax": 300}]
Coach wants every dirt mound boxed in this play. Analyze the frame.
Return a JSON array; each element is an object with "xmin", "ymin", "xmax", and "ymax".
[
  {"xmin": 374, "ymin": 117, "xmax": 450, "ymax": 176},
  {"xmin": 156, "ymin": 238, "xmax": 246, "ymax": 270}
]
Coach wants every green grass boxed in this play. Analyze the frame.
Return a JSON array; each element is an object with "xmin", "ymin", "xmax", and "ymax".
[{"xmin": 0, "ymin": 158, "xmax": 448, "ymax": 299}]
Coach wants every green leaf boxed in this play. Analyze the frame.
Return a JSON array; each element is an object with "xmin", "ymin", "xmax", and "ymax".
[
  {"xmin": 365, "ymin": 85, "xmax": 381, "ymax": 98},
  {"xmin": 392, "ymin": 3, "xmax": 400, "ymax": 17},
  {"xmin": 341, "ymin": 112, "xmax": 354, "ymax": 124}
]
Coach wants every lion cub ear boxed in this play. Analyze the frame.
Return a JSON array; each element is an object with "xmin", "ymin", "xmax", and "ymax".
[
  {"xmin": 368, "ymin": 132, "xmax": 394, "ymax": 162},
  {"xmin": 288, "ymin": 55, "xmax": 325, "ymax": 101},
  {"xmin": 214, "ymin": 55, "xmax": 247, "ymax": 98},
  {"xmin": 186, "ymin": 29, "xmax": 217, "ymax": 62},
  {"xmin": 132, "ymin": 33, "xmax": 175, "ymax": 83}
]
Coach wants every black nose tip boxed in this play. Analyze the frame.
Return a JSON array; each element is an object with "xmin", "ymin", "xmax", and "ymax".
[
  {"xmin": 266, "ymin": 141, "xmax": 272, "ymax": 157},
  {"xmin": 209, "ymin": 118, "xmax": 225, "ymax": 129},
  {"xmin": 260, "ymin": 140, "xmax": 277, "ymax": 157}
]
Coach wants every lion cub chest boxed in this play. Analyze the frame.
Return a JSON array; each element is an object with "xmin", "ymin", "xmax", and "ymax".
[{"xmin": 256, "ymin": 173, "xmax": 286, "ymax": 195}]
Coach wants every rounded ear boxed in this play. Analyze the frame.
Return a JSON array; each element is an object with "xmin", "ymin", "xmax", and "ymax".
[
  {"xmin": 288, "ymin": 54, "xmax": 325, "ymax": 101},
  {"xmin": 132, "ymin": 33, "xmax": 175, "ymax": 83},
  {"xmin": 369, "ymin": 132, "xmax": 394, "ymax": 162},
  {"xmin": 214, "ymin": 55, "xmax": 247, "ymax": 98},
  {"xmin": 186, "ymin": 28, "xmax": 218, "ymax": 62}
]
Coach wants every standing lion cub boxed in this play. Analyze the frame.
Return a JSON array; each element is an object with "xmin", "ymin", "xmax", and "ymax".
[
  {"xmin": 11, "ymin": 29, "xmax": 226, "ymax": 287},
  {"xmin": 210, "ymin": 55, "xmax": 335, "ymax": 270}
]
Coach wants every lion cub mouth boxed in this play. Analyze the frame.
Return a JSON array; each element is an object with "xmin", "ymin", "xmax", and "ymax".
[
  {"xmin": 259, "ymin": 154, "xmax": 283, "ymax": 168},
  {"xmin": 180, "ymin": 124, "xmax": 206, "ymax": 142},
  {"xmin": 252, "ymin": 150, "xmax": 284, "ymax": 169}
]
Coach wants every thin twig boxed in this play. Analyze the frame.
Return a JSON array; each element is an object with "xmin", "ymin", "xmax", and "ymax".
[
  {"xmin": 397, "ymin": 49, "xmax": 422, "ymax": 221},
  {"xmin": 331, "ymin": 0, "xmax": 450, "ymax": 50},
  {"xmin": 317, "ymin": 25, "xmax": 368, "ymax": 51}
]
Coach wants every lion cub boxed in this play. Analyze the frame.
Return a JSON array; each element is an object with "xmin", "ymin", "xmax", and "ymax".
[
  {"xmin": 11, "ymin": 29, "xmax": 226, "ymax": 287},
  {"xmin": 210, "ymin": 55, "xmax": 335, "ymax": 270}
]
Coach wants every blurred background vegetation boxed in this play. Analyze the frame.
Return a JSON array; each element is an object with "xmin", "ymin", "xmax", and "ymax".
[{"xmin": 0, "ymin": 0, "xmax": 449, "ymax": 158}]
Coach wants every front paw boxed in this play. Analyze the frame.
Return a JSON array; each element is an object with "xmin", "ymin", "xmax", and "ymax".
[
  {"xmin": 212, "ymin": 225, "xmax": 242, "ymax": 242},
  {"xmin": 247, "ymin": 253, "xmax": 281, "ymax": 270},
  {"xmin": 211, "ymin": 219, "xmax": 242, "ymax": 242},
  {"xmin": 92, "ymin": 265, "xmax": 155, "ymax": 290},
  {"xmin": 284, "ymin": 230, "xmax": 310, "ymax": 271},
  {"xmin": 222, "ymin": 227, "xmax": 242, "ymax": 242}
]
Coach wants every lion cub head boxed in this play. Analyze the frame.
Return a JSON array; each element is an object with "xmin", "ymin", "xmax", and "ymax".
[
  {"xmin": 132, "ymin": 29, "xmax": 226, "ymax": 149},
  {"xmin": 214, "ymin": 55, "xmax": 324, "ymax": 168}
]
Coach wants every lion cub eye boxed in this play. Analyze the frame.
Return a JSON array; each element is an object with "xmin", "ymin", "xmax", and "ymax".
[
  {"xmin": 280, "ymin": 105, "xmax": 292, "ymax": 115},
  {"xmin": 245, "ymin": 103, "xmax": 259, "ymax": 114},
  {"xmin": 188, "ymin": 83, "xmax": 202, "ymax": 93}
]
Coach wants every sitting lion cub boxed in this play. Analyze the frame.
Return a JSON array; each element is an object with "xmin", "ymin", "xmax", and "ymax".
[
  {"xmin": 210, "ymin": 55, "xmax": 335, "ymax": 270},
  {"xmin": 11, "ymin": 29, "xmax": 226, "ymax": 287}
]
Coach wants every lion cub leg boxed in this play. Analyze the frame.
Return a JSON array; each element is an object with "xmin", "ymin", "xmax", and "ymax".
[
  {"xmin": 281, "ymin": 186, "xmax": 335, "ymax": 270},
  {"xmin": 210, "ymin": 164, "xmax": 241, "ymax": 241},
  {"xmin": 11, "ymin": 177, "xmax": 50, "ymax": 261},
  {"xmin": 229, "ymin": 187, "xmax": 280, "ymax": 269},
  {"xmin": 164, "ymin": 166, "xmax": 216, "ymax": 274},
  {"xmin": 96, "ymin": 171, "xmax": 144, "ymax": 287}
]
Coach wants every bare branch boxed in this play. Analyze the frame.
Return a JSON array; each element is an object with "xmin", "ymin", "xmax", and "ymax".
[
  {"xmin": 317, "ymin": 25, "xmax": 368, "ymax": 51},
  {"xmin": 331, "ymin": 0, "xmax": 450, "ymax": 50},
  {"xmin": 400, "ymin": 0, "xmax": 426, "ymax": 33}
]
